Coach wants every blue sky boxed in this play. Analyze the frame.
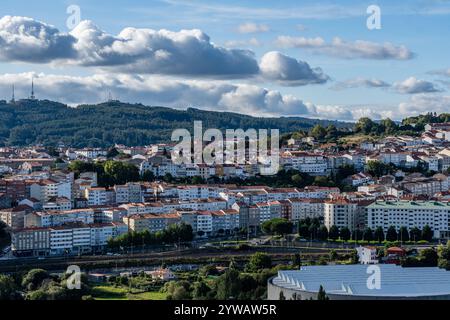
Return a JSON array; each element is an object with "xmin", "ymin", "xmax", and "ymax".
[{"xmin": 0, "ymin": 0, "xmax": 449, "ymax": 120}]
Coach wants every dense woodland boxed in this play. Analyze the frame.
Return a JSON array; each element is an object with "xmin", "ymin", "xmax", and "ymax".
[{"xmin": 0, "ymin": 99, "xmax": 349, "ymax": 147}]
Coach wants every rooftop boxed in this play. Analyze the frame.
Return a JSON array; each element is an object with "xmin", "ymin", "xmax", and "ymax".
[
  {"xmin": 368, "ymin": 200, "xmax": 450, "ymax": 209},
  {"xmin": 273, "ymin": 265, "xmax": 450, "ymax": 297}
]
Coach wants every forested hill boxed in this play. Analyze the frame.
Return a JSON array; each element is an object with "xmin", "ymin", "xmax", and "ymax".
[{"xmin": 0, "ymin": 99, "xmax": 351, "ymax": 148}]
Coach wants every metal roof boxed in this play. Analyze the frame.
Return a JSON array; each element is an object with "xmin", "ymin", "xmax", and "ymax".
[{"xmin": 273, "ymin": 265, "xmax": 450, "ymax": 297}]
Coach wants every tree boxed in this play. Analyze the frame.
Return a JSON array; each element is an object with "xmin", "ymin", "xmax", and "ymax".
[
  {"xmin": 366, "ymin": 160, "xmax": 391, "ymax": 177},
  {"xmin": 409, "ymin": 227, "xmax": 421, "ymax": 242},
  {"xmin": 362, "ymin": 227, "xmax": 374, "ymax": 242},
  {"xmin": 262, "ymin": 218, "xmax": 293, "ymax": 236},
  {"xmin": 310, "ymin": 125, "xmax": 327, "ymax": 140},
  {"xmin": 22, "ymin": 269, "xmax": 50, "ymax": 291},
  {"xmin": 298, "ymin": 223, "xmax": 309, "ymax": 238},
  {"xmin": 192, "ymin": 281, "xmax": 211, "ymax": 300},
  {"xmin": 374, "ymin": 227, "xmax": 385, "ymax": 242},
  {"xmin": 380, "ymin": 118, "xmax": 398, "ymax": 134},
  {"xmin": 0, "ymin": 275, "xmax": 18, "ymax": 300},
  {"xmin": 350, "ymin": 249, "xmax": 359, "ymax": 264},
  {"xmin": 317, "ymin": 225, "xmax": 329, "ymax": 241},
  {"xmin": 325, "ymin": 125, "xmax": 338, "ymax": 140},
  {"xmin": 340, "ymin": 227, "xmax": 351, "ymax": 241},
  {"xmin": 215, "ymin": 269, "xmax": 241, "ymax": 300},
  {"xmin": 191, "ymin": 176, "xmax": 205, "ymax": 184},
  {"xmin": 317, "ymin": 285, "xmax": 329, "ymax": 300},
  {"xmin": 141, "ymin": 170, "xmax": 155, "ymax": 182},
  {"xmin": 386, "ymin": 226, "xmax": 398, "ymax": 242},
  {"xmin": 247, "ymin": 252, "xmax": 272, "ymax": 271},
  {"xmin": 399, "ymin": 226, "xmax": 409, "ymax": 242},
  {"xmin": 329, "ymin": 249, "xmax": 338, "ymax": 261},
  {"xmin": 279, "ymin": 291, "xmax": 286, "ymax": 300},
  {"xmin": 419, "ymin": 248, "xmax": 438, "ymax": 267},
  {"xmin": 354, "ymin": 117, "xmax": 375, "ymax": 134},
  {"xmin": 328, "ymin": 225, "xmax": 339, "ymax": 241},
  {"xmin": 292, "ymin": 253, "xmax": 302, "ymax": 267},
  {"xmin": 106, "ymin": 147, "xmax": 120, "ymax": 158},
  {"xmin": 291, "ymin": 174, "xmax": 305, "ymax": 186},
  {"xmin": 422, "ymin": 225, "xmax": 433, "ymax": 242}
]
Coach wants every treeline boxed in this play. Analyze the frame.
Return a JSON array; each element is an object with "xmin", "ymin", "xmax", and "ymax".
[
  {"xmin": 107, "ymin": 223, "xmax": 194, "ymax": 250},
  {"xmin": 68, "ymin": 160, "xmax": 140, "ymax": 187},
  {"xmin": 0, "ymin": 269, "xmax": 91, "ymax": 300},
  {"xmin": 297, "ymin": 218, "xmax": 434, "ymax": 242},
  {"xmin": 0, "ymin": 100, "xmax": 347, "ymax": 147}
]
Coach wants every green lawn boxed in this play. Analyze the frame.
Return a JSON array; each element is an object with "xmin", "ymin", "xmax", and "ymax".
[{"xmin": 91, "ymin": 284, "xmax": 167, "ymax": 300}]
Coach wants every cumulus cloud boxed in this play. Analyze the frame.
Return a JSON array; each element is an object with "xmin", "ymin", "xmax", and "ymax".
[
  {"xmin": 259, "ymin": 51, "xmax": 329, "ymax": 86},
  {"xmin": 0, "ymin": 16, "xmax": 328, "ymax": 86},
  {"xmin": 393, "ymin": 77, "xmax": 440, "ymax": 94},
  {"xmin": 237, "ymin": 22, "xmax": 270, "ymax": 34},
  {"xmin": 224, "ymin": 38, "xmax": 262, "ymax": 48},
  {"xmin": 275, "ymin": 36, "xmax": 414, "ymax": 60},
  {"xmin": 70, "ymin": 20, "xmax": 259, "ymax": 77},
  {"xmin": 397, "ymin": 94, "xmax": 450, "ymax": 117},
  {"xmin": 331, "ymin": 78, "xmax": 391, "ymax": 90},
  {"xmin": 0, "ymin": 72, "xmax": 311, "ymax": 116},
  {"xmin": 3, "ymin": 72, "xmax": 445, "ymax": 121},
  {"xmin": 0, "ymin": 15, "xmax": 76, "ymax": 62}
]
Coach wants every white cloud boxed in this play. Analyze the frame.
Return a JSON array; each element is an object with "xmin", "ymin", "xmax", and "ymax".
[
  {"xmin": 331, "ymin": 78, "xmax": 391, "ymax": 90},
  {"xmin": 224, "ymin": 38, "xmax": 262, "ymax": 48},
  {"xmin": 5, "ymin": 72, "xmax": 443, "ymax": 121},
  {"xmin": 0, "ymin": 16, "xmax": 328, "ymax": 87},
  {"xmin": 393, "ymin": 77, "xmax": 440, "ymax": 94},
  {"xmin": 237, "ymin": 22, "xmax": 269, "ymax": 34},
  {"xmin": 397, "ymin": 94, "xmax": 450, "ymax": 116},
  {"xmin": 275, "ymin": 36, "xmax": 414, "ymax": 60},
  {"xmin": 0, "ymin": 72, "xmax": 310, "ymax": 116},
  {"xmin": 259, "ymin": 51, "xmax": 329, "ymax": 86},
  {"xmin": 0, "ymin": 16, "xmax": 76, "ymax": 63},
  {"xmin": 69, "ymin": 20, "xmax": 259, "ymax": 77}
]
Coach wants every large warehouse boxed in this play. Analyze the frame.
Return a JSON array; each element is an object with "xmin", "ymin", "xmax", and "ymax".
[{"xmin": 268, "ymin": 264, "xmax": 450, "ymax": 300}]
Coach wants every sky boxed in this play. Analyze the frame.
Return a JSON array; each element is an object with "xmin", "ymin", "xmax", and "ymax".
[{"xmin": 0, "ymin": 0, "xmax": 449, "ymax": 121}]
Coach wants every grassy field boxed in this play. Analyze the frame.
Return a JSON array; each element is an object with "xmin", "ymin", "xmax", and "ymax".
[
  {"xmin": 91, "ymin": 284, "xmax": 167, "ymax": 300},
  {"xmin": 338, "ymin": 134, "xmax": 375, "ymax": 145}
]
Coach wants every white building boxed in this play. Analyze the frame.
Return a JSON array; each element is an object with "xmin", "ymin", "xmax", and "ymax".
[{"xmin": 367, "ymin": 201, "xmax": 450, "ymax": 239}]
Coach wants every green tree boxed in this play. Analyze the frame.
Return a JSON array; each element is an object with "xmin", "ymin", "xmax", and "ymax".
[
  {"xmin": 409, "ymin": 227, "xmax": 421, "ymax": 242},
  {"xmin": 215, "ymin": 269, "xmax": 241, "ymax": 300},
  {"xmin": 317, "ymin": 225, "xmax": 329, "ymax": 241},
  {"xmin": 192, "ymin": 281, "xmax": 211, "ymax": 300},
  {"xmin": 422, "ymin": 225, "xmax": 433, "ymax": 242},
  {"xmin": 354, "ymin": 117, "xmax": 375, "ymax": 134},
  {"xmin": 362, "ymin": 227, "xmax": 374, "ymax": 241},
  {"xmin": 317, "ymin": 285, "xmax": 329, "ymax": 300},
  {"xmin": 419, "ymin": 248, "xmax": 438, "ymax": 267},
  {"xmin": 328, "ymin": 225, "xmax": 339, "ymax": 241},
  {"xmin": 247, "ymin": 252, "xmax": 272, "ymax": 271},
  {"xmin": 374, "ymin": 227, "xmax": 385, "ymax": 242},
  {"xmin": 386, "ymin": 226, "xmax": 398, "ymax": 242},
  {"xmin": 0, "ymin": 275, "xmax": 18, "ymax": 300},
  {"xmin": 262, "ymin": 218, "xmax": 293, "ymax": 236},
  {"xmin": 340, "ymin": 227, "xmax": 351, "ymax": 241},
  {"xmin": 141, "ymin": 170, "xmax": 155, "ymax": 182},
  {"xmin": 399, "ymin": 226, "xmax": 409, "ymax": 242},
  {"xmin": 310, "ymin": 125, "xmax": 327, "ymax": 140},
  {"xmin": 22, "ymin": 269, "xmax": 50, "ymax": 291}
]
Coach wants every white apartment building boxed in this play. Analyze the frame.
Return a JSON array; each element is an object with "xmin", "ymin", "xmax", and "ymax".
[
  {"xmin": 367, "ymin": 201, "xmax": 450, "ymax": 239},
  {"xmin": 85, "ymin": 187, "xmax": 107, "ymax": 206},
  {"xmin": 324, "ymin": 199, "xmax": 358, "ymax": 230},
  {"xmin": 282, "ymin": 152, "xmax": 328, "ymax": 175},
  {"xmin": 289, "ymin": 198, "xmax": 324, "ymax": 220}
]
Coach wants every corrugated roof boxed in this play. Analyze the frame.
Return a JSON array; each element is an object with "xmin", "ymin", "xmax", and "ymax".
[{"xmin": 273, "ymin": 265, "xmax": 450, "ymax": 297}]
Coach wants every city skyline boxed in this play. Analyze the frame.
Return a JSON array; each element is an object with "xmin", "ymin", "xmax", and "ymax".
[{"xmin": 0, "ymin": 0, "xmax": 450, "ymax": 120}]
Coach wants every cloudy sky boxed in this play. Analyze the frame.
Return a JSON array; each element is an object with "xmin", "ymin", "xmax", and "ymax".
[{"xmin": 0, "ymin": 0, "xmax": 450, "ymax": 121}]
